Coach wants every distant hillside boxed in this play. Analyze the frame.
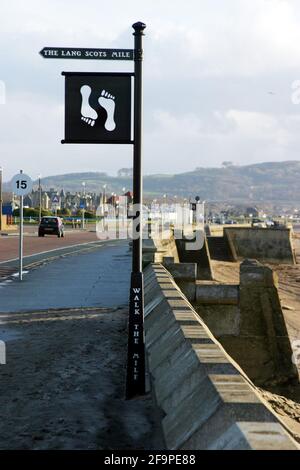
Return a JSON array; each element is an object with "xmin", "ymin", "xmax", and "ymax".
[{"xmin": 4, "ymin": 161, "xmax": 300, "ymax": 203}]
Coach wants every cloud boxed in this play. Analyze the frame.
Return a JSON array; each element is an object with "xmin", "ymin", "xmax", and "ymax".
[
  {"xmin": 144, "ymin": 106, "xmax": 300, "ymax": 173},
  {"xmin": 145, "ymin": 0, "xmax": 300, "ymax": 78},
  {"xmin": 1, "ymin": 0, "xmax": 300, "ymax": 179}
]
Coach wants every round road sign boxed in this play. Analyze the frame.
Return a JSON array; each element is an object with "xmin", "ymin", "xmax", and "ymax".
[{"xmin": 11, "ymin": 173, "xmax": 33, "ymax": 196}]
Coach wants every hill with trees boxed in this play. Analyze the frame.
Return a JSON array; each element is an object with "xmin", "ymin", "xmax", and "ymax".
[{"xmin": 4, "ymin": 161, "xmax": 300, "ymax": 203}]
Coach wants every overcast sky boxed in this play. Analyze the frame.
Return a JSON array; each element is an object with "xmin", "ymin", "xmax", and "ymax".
[{"xmin": 1, "ymin": 0, "xmax": 300, "ymax": 180}]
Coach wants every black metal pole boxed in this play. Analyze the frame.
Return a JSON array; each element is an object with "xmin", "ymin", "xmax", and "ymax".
[
  {"xmin": 39, "ymin": 176, "xmax": 42, "ymax": 223},
  {"xmin": 126, "ymin": 21, "xmax": 146, "ymax": 400}
]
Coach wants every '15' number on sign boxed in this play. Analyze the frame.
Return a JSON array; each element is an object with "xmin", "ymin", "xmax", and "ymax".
[{"xmin": 16, "ymin": 180, "xmax": 28, "ymax": 189}]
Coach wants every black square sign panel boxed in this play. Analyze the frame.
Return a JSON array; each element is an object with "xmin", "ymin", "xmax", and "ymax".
[{"xmin": 62, "ymin": 72, "xmax": 133, "ymax": 144}]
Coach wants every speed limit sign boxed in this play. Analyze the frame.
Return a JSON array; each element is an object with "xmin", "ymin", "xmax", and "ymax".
[
  {"xmin": 11, "ymin": 172, "xmax": 33, "ymax": 196},
  {"xmin": 11, "ymin": 171, "xmax": 33, "ymax": 282}
]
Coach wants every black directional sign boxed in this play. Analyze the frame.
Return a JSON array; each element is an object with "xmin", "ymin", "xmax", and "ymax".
[
  {"xmin": 40, "ymin": 21, "xmax": 147, "ymax": 399},
  {"xmin": 40, "ymin": 47, "xmax": 134, "ymax": 60},
  {"xmin": 62, "ymin": 72, "xmax": 133, "ymax": 144}
]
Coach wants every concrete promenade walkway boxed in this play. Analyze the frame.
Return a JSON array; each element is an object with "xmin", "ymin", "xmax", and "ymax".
[
  {"xmin": 0, "ymin": 240, "xmax": 163, "ymax": 449},
  {"xmin": 0, "ymin": 240, "xmax": 131, "ymax": 313}
]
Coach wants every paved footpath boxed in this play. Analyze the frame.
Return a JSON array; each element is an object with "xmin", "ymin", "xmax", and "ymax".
[
  {"xmin": 0, "ymin": 240, "xmax": 131, "ymax": 313},
  {"xmin": 0, "ymin": 232, "xmax": 163, "ymax": 450},
  {"xmin": 0, "ymin": 306, "xmax": 163, "ymax": 450}
]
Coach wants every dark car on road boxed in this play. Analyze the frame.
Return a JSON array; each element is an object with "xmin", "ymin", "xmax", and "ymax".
[{"xmin": 38, "ymin": 216, "xmax": 64, "ymax": 238}]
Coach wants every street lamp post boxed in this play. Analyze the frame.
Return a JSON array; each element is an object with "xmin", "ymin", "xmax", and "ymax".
[
  {"xmin": 162, "ymin": 194, "xmax": 167, "ymax": 230},
  {"xmin": 82, "ymin": 182, "xmax": 86, "ymax": 229},
  {"xmin": 103, "ymin": 184, "xmax": 107, "ymax": 232},
  {"xmin": 115, "ymin": 198, "xmax": 120, "ymax": 239},
  {"xmin": 38, "ymin": 174, "xmax": 42, "ymax": 223},
  {"xmin": 122, "ymin": 187, "xmax": 126, "ymax": 228},
  {"xmin": 0, "ymin": 167, "xmax": 3, "ymax": 232}
]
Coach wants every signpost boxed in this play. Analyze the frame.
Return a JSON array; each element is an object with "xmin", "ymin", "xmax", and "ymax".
[
  {"xmin": 40, "ymin": 21, "xmax": 146, "ymax": 399},
  {"xmin": 51, "ymin": 195, "xmax": 60, "ymax": 215},
  {"xmin": 40, "ymin": 47, "xmax": 134, "ymax": 61},
  {"xmin": 126, "ymin": 22, "xmax": 146, "ymax": 399},
  {"xmin": 11, "ymin": 171, "xmax": 33, "ymax": 281},
  {"xmin": 79, "ymin": 200, "xmax": 86, "ymax": 229},
  {"xmin": 61, "ymin": 72, "xmax": 133, "ymax": 144}
]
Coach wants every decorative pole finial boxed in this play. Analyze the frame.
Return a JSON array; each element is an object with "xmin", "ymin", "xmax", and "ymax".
[{"xmin": 132, "ymin": 22, "xmax": 146, "ymax": 34}]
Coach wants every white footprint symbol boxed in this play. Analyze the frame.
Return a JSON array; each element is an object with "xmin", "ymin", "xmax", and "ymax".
[
  {"xmin": 98, "ymin": 90, "xmax": 116, "ymax": 131},
  {"xmin": 80, "ymin": 85, "xmax": 98, "ymax": 127}
]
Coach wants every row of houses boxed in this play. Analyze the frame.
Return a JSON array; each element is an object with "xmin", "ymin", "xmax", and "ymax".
[
  {"xmin": 2, "ymin": 188, "xmax": 134, "ymax": 215},
  {"xmin": 21, "ymin": 188, "xmax": 101, "ymax": 212}
]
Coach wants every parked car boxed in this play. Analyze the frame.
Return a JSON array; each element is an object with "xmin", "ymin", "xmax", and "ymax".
[
  {"xmin": 225, "ymin": 219, "xmax": 237, "ymax": 225},
  {"xmin": 266, "ymin": 220, "xmax": 275, "ymax": 228},
  {"xmin": 251, "ymin": 218, "xmax": 266, "ymax": 228},
  {"xmin": 38, "ymin": 216, "xmax": 64, "ymax": 238}
]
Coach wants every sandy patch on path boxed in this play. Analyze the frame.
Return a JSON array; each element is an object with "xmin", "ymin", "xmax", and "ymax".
[{"xmin": 0, "ymin": 307, "xmax": 163, "ymax": 450}]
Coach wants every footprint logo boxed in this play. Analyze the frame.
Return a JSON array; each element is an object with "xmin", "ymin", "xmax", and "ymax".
[
  {"xmin": 98, "ymin": 90, "xmax": 116, "ymax": 131},
  {"xmin": 80, "ymin": 85, "xmax": 98, "ymax": 127}
]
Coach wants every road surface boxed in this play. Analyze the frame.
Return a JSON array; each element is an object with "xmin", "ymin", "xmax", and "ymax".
[{"xmin": 0, "ymin": 229, "xmax": 102, "ymax": 264}]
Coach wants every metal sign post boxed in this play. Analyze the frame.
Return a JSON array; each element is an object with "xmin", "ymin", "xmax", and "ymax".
[
  {"xmin": 125, "ymin": 22, "xmax": 146, "ymax": 400},
  {"xmin": 19, "ymin": 192, "xmax": 23, "ymax": 281},
  {"xmin": 0, "ymin": 167, "xmax": 3, "ymax": 232},
  {"xmin": 40, "ymin": 21, "xmax": 147, "ymax": 399},
  {"xmin": 40, "ymin": 47, "xmax": 134, "ymax": 61},
  {"xmin": 51, "ymin": 195, "xmax": 60, "ymax": 215},
  {"xmin": 11, "ymin": 171, "xmax": 33, "ymax": 281},
  {"xmin": 80, "ymin": 202, "xmax": 86, "ymax": 229}
]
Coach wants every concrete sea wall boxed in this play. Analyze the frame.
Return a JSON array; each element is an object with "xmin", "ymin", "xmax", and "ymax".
[
  {"xmin": 142, "ymin": 230, "xmax": 180, "ymax": 265},
  {"xmin": 224, "ymin": 227, "xmax": 296, "ymax": 264},
  {"xmin": 194, "ymin": 260, "xmax": 298, "ymax": 385},
  {"xmin": 142, "ymin": 228, "xmax": 213, "ymax": 280},
  {"xmin": 144, "ymin": 264, "xmax": 299, "ymax": 450}
]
